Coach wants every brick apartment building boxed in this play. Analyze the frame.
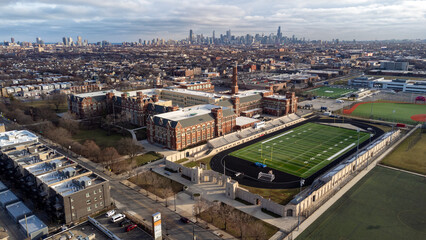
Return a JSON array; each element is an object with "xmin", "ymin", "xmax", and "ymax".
[{"xmin": 0, "ymin": 130, "xmax": 111, "ymax": 224}]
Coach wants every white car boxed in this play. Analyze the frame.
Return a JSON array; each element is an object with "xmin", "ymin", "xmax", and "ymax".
[
  {"xmin": 111, "ymin": 213, "xmax": 126, "ymax": 223},
  {"xmin": 105, "ymin": 210, "xmax": 116, "ymax": 218}
]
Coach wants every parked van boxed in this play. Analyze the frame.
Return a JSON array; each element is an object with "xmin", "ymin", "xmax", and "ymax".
[{"xmin": 111, "ymin": 214, "xmax": 126, "ymax": 223}]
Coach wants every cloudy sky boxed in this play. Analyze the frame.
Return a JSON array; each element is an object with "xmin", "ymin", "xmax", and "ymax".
[{"xmin": 1, "ymin": 0, "xmax": 425, "ymax": 43}]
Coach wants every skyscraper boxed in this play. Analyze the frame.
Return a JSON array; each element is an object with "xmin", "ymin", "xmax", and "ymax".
[
  {"xmin": 189, "ymin": 29, "xmax": 193, "ymax": 43},
  {"xmin": 77, "ymin": 36, "xmax": 82, "ymax": 46},
  {"xmin": 212, "ymin": 30, "xmax": 215, "ymax": 43},
  {"xmin": 62, "ymin": 37, "xmax": 68, "ymax": 46},
  {"xmin": 277, "ymin": 26, "xmax": 282, "ymax": 40},
  {"xmin": 11, "ymin": 37, "xmax": 15, "ymax": 43}
]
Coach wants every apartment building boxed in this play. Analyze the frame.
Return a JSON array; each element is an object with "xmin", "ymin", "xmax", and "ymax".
[{"xmin": 0, "ymin": 130, "xmax": 111, "ymax": 224}]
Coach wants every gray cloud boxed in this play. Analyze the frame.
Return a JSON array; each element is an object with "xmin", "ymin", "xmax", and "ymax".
[{"xmin": 0, "ymin": 0, "xmax": 425, "ymax": 42}]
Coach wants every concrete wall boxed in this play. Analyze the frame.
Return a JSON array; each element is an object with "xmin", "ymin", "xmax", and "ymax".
[
  {"xmin": 165, "ymin": 144, "xmax": 209, "ymax": 162},
  {"xmin": 224, "ymin": 130, "xmax": 401, "ymax": 218},
  {"xmin": 294, "ymin": 130, "xmax": 401, "ymax": 216}
]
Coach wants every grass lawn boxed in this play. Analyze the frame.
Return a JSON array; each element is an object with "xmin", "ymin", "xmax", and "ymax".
[
  {"xmin": 132, "ymin": 151, "xmax": 164, "ymax": 166},
  {"xmin": 230, "ymin": 123, "xmax": 370, "ymax": 178},
  {"xmin": 296, "ymin": 166, "xmax": 426, "ymax": 240},
  {"xmin": 348, "ymin": 102, "xmax": 426, "ymax": 124},
  {"xmin": 240, "ymin": 185, "xmax": 301, "ymax": 205},
  {"xmin": 175, "ymin": 158, "xmax": 188, "ymax": 164},
  {"xmin": 24, "ymin": 100, "xmax": 68, "ymax": 113},
  {"xmin": 73, "ymin": 128, "xmax": 130, "ymax": 148},
  {"xmin": 184, "ymin": 156, "xmax": 213, "ymax": 170},
  {"xmin": 380, "ymin": 129, "xmax": 426, "ymax": 175},
  {"xmin": 134, "ymin": 128, "xmax": 147, "ymax": 140},
  {"xmin": 199, "ymin": 203, "xmax": 278, "ymax": 239},
  {"xmin": 305, "ymin": 86, "xmax": 356, "ymax": 99}
]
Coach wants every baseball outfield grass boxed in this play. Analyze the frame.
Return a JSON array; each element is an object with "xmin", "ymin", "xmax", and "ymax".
[
  {"xmin": 229, "ymin": 122, "xmax": 370, "ymax": 178},
  {"xmin": 296, "ymin": 166, "xmax": 426, "ymax": 240},
  {"xmin": 346, "ymin": 102, "xmax": 426, "ymax": 125}
]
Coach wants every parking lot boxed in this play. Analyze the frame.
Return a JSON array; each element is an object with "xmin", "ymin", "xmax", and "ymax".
[{"xmin": 96, "ymin": 212, "xmax": 152, "ymax": 240}]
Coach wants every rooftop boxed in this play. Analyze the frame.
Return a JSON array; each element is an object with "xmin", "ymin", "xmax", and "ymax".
[
  {"xmin": 155, "ymin": 104, "xmax": 223, "ymax": 121},
  {"xmin": 0, "ymin": 180, "xmax": 7, "ymax": 192},
  {"xmin": 0, "ymin": 190, "xmax": 19, "ymax": 205},
  {"xmin": 236, "ymin": 117, "xmax": 260, "ymax": 126},
  {"xmin": 0, "ymin": 130, "xmax": 38, "ymax": 149},
  {"xmin": 25, "ymin": 158, "xmax": 75, "ymax": 176},
  {"xmin": 18, "ymin": 215, "xmax": 48, "ymax": 234},
  {"xmin": 6, "ymin": 201, "xmax": 32, "ymax": 220},
  {"xmin": 51, "ymin": 174, "xmax": 105, "ymax": 196},
  {"xmin": 162, "ymin": 88, "xmax": 227, "ymax": 99}
]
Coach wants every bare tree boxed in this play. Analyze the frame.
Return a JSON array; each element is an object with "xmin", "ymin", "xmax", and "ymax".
[
  {"xmin": 58, "ymin": 118, "xmax": 79, "ymax": 135},
  {"xmin": 163, "ymin": 187, "xmax": 174, "ymax": 207},
  {"xmin": 214, "ymin": 203, "xmax": 233, "ymax": 231},
  {"xmin": 116, "ymin": 138, "xmax": 144, "ymax": 158},
  {"xmin": 99, "ymin": 147, "xmax": 121, "ymax": 168},
  {"xmin": 49, "ymin": 92, "xmax": 67, "ymax": 112},
  {"xmin": 193, "ymin": 199, "xmax": 209, "ymax": 223},
  {"xmin": 83, "ymin": 140, "xmax": 101, "ymax": 161},
  {"xmin": 233, "ymin": 211, "xmax": 252, "ymax": 238},
  {"xmin": 247, "ymin": 221, "xmax": 267, "ymax": 240}
]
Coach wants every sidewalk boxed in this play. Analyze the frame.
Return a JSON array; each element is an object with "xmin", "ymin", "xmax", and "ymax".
[{"xmin": 120, "ymin": 178, "xmax": 236, "ymax": 239}]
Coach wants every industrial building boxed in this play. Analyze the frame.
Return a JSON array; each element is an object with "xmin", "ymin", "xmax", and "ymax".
[
  {"xmin": 0, "ymin": 130, "xmax": 111, "ymax": 224},
  {"xmin": 349, "ymin": 76, "xmax": 426, "ymax": 93}
]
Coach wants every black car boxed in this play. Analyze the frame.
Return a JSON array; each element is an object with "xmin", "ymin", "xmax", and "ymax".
[
  {"xmin": 120, "ymin": 219, "xmax": 131, "ymax": 227},
  {"xmin": 180, "ymin": 217, "xmax": 190, "ymax": 224}
]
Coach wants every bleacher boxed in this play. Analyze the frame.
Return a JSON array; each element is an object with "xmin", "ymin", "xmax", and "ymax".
[{"xmin": 208, "ymin": 113, "xmax": 301, "ymax": 149}]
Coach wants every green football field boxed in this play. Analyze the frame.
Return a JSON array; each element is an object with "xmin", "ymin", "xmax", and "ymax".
[
  {"xmin": 349, "ymin": 102, "xmax": 426, "ymax": 124},
  {"xmin": 296, "ymin": 166, "xmax": 426, "ymax": 240},
  {"xmin": 229, "ymin": 123, "xmax": 370, "ymax": 178},
  {"xmin": 305, "ymin": 86, "xmax": 356, "ymax": 99}
]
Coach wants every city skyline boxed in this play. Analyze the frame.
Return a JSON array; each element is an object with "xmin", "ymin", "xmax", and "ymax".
[{"xmin": 1, "ymin": 0, "xmax": 426, "ymax": 42}]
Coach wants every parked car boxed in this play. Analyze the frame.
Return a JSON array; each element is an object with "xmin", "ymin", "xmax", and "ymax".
[
  {"xmin": 126, "ymin": 224, "xmax": 138, "ymax": 232},
  {"xmin": 120, "ymin": 219, "xmax": 132, "ymax": 227},
  {"xmin": 105, "ymin": 210, "xmax": 116, "ymax": 218},
  {"xmin": 111, "ymin": 214, "xmax": 126, "ymax": 223},
  {"xmin": 180, "ymin": 217, "xmax": 190, "ymax": 224}
]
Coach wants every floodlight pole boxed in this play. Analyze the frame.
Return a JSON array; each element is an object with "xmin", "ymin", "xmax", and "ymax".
[
  {"xmin": 356, "ymin": 128, "xmax": 360, "ymax": 171},
  {"xmin": 391, "ymin": 110, "xmax": 395, "ymax": 141}
]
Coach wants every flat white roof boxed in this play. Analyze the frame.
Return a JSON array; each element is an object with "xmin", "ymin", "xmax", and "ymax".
[
  {"xmin": 155, "ymin": 104, "xmax": 219, "ymax": 121},
  {"xmin": 74, "ymin": 89, "xmax": 158, "ymax": 98},
  {"xmin": 236, "ymin": 117, "xmax": 259, "ymax": 126},
  {"xmin": 163, "ymin": 88, "xmax": 227, "ymax": 99},
  {"xmin": 0, "ymin": 130, "xmax": 38, "ymax": 148}
]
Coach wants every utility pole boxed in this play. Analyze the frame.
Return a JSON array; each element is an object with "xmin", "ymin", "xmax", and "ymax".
[{"xmin": 174, "ymin": 193, "xmax": 176, "ymax": 211}]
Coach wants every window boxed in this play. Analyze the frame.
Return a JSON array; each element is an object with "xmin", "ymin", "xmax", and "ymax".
[
  {"xmin": 86, "ymin": 193, "xmax": 90, "ymax": 198},
  {"xmin": 87, "ymin": 206, "xmax": 91, "ymax": 212},
  {"xmin": 94, "ymin": 197, "xmax": 97, "ymax": 201},
  {"xmin": 100, "ymin": 201, "xmax": 103, "ymax": 206},
  {"xmin": 93, "ymin": 190, "xmax": 97, "ymax": 194},
  {"xmin": 95, "ymin": 204, "xmax": 98, "ymax": 209},
  {"xmin": 86, "ymin": 200, "xmax": 91, "ymax": 204},
  {"xmin": 72, "ymin": 213, "xmax": 75, "ymax": 217},
  {"xmin": 70, "ymin": 198, "xmax": 74, "ymax": 202},
  {"xmin": 71, "ymin": 206, "xmax": 74, "ymax": 209}
]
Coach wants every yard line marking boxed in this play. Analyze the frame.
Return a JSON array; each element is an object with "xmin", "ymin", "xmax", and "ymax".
[
  {"xmin": 326, "ymin": 143, "xmax": 355, "ymax": 160},
  {"xmin": 261, "ymin": 130, "xmax": 294, "ymax": 144}
]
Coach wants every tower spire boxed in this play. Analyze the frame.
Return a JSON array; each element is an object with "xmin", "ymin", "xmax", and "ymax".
[{"xmin": 231, "ymin": 63, "xmax": 238, "ymax": 95}]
